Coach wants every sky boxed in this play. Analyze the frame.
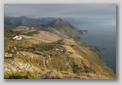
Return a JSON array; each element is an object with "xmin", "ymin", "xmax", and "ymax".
[{"xmin": 4, "ymin": 4, "xmax": 116, "ymax": 25}]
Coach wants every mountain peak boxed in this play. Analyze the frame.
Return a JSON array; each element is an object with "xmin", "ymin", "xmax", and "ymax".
[
  {"xmin": 57, "ymin": 18, "xmax": 62, "ymax": 21},
  {"xmin": 56, "ymin": 18, "xmax": 68, "ymax": 23},
  {"xmin": 45, "ymin": 18, "xmax": 75, "ymax": 29}
]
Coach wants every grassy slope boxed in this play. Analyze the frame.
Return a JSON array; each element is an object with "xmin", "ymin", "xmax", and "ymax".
[{"xmin": 5, "ymin": 37, "xmax": 115, "ymax": 79}]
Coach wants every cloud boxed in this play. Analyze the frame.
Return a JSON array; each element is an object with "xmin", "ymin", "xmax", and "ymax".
[{"xmin": 4, "ymin": 4, "xmax": 116, "ymax": 20}]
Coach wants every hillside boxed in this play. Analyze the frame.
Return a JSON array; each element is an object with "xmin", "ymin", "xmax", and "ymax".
[
  {"xmin": 4, "ymin": 17, "xmax": 83, "ymax": 41},
  {"xmin": 4, "ymin": 17, "xmax": 115, "ymax": 79},
  {"xmin": 42, "ymin": 18, "xmax": 83, "ymax": 41},
  {"xmin": 4, "ymin": 16, "xmax": 57, "ymax": 28}
]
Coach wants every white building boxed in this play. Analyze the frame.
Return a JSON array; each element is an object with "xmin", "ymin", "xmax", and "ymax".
[{"xmin": 13, "ymin": 35, "xmax": 22, "ymax": 40}]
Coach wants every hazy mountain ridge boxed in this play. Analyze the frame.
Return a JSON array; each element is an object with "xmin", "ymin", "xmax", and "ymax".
[{"xmin": 4, "ymin": 16, "xmax": 57, "ymax": 28}]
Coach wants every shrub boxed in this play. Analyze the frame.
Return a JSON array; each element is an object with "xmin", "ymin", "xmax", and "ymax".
[
  {"xmin": 83, "ymin": 66, "xmax": 96, "ymax": 73},
  {"xmin": 71, "ymin": 63, "xmax": 82, "ymax": 74},
  {"xmin": 4, "ymin": 72, "xmax": 40, "ymax": 79}
]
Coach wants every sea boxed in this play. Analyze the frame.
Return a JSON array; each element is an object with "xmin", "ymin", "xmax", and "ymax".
[{"xmin": 69, "ymin": 19, "xmax": 116, "ymax": 72}]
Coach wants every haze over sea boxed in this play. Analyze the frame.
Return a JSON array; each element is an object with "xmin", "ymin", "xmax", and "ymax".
[{"xmin": 71, "ymin": 18, "xmax": 116, "ymax": 72}]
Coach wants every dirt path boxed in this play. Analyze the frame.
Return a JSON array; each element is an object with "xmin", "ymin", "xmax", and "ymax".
[{"xmin": 43, "ymin": 56, "xmax": 51, "ymax": 71}]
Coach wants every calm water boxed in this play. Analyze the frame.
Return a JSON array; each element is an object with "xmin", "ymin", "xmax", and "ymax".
[
  {"xmin": 71, "ymin": 19, "xmax": 116, "ymax": 72},
  {"xmin": 81, "ymin": 27, "xmax": 116, "ymax": 72}
]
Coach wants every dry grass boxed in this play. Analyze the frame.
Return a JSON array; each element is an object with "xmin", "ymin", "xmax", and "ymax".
[
  {"xmin": 4, "ymin": 35, "xmax": 116, "ymax": 79},
  {"xmin": 47, "ymin": 56, "xmax": 70, "ymax": 72}
]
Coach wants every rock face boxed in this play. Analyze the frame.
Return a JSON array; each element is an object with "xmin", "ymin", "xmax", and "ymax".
[{"xmin": 4, "ymin": 17, "xmax": 116, "ymax": 79}]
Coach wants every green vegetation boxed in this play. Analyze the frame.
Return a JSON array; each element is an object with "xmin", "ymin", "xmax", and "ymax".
[
  {"xmin": 71, "ymin": 63, "xmax": 82, "ymax": 74},
  {"xmin": 4, "ymin": 29, "xmax": 39, "ymax": 38},
  {"xmin": 4, "ymin": 72, "xmax": 40, "ymax": 79},
  {"xmin": 71, "ymin": 62, "xmax": 95, "ymax": 74},
  {"xmin": 22, "ymin": 31, "xmax": 39, "ymax": 36},
  {"xmin": 4, "ymin": 25, "xmax": 13, "ymax": 31},
  {"xmin": 4, "ymin": 30, "xmax": 21, "ymax": 38},
  {"xmin": 15, "ymin": 40, "xmax": 66, "ymax": 57},
  {"xmin": 82, "ymin": 66, "xmax": 95, "ymax": 73}
]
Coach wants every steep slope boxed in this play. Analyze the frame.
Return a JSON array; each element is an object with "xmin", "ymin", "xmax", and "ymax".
[
  {"xmin": 44, "ymin": 18, "xmax": 75, "ymax": 29},
  {"xmin": 42, "ymin": 18, "xmax": 83, "ymax": 41},
  {"xmin": 62, "ymin": 39, "xmax": 115, "ymax": 78},
  {"xmin": 4, "ymin": 30, "xmax": 115, "ymax": 79},
  {"xmin": 4, "ymin": 17, "xmax": 115, "ymax": 79}
]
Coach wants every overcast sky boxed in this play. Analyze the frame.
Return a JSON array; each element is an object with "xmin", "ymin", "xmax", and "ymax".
[
  {"xmin": 4, "ymin": 4, "xmax": 116, "ymax": 25},
  {"xmin": 4, "ymin": 4, "xmax": 116, "ymax": 18}
]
